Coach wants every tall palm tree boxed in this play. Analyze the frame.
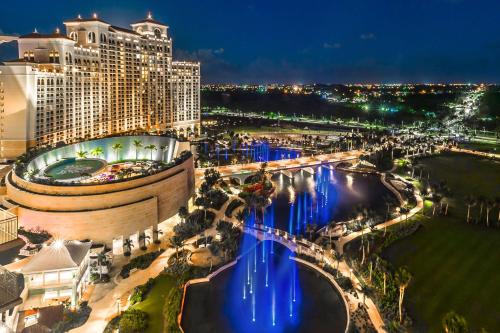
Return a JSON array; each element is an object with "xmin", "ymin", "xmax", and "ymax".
[
  {"xmin": 132, "ymin": 139, "xmax": 143, "ymax": 160},
  {"xmin": 477, "ymin": 195, "xmax": 486, "ymax": 223},
  {"xmin": 395, "ymin": 267, "xmax": 412, "ymax": 324},
  {"xmin": 111, "ymin": 143, "xmax": 123, "ymax": 162},
  {"xmin": 442, "ymin": 311, "xmax": 468, "ymax": 333},
  {"xmin": 144, "ymin": 144, "xmax": 157, "ymax": 160},
  {"xmin": 170, "ymin": 235, "xmax": 184, "ymax": 259},
  {"xmin": 485, "ymin": 199, "xmax": 494, "ymax": 228},
  {"xmin": 76, "ymin": 151, "xmax": 88, "ymax": 159},
  {"xmin": 90, "ymin": 146, "xmax": 104, "ymax": 159},
  {"xmin": 334, "ymin": 252, "xmax": 343, "ymax": 278},
  {"xmin": 464, "ymin": 195, "xmax": 477, "ymax": 224},
  {"xmin": 160, "ymin": 145, "xmax": 167, "ymax": 161}
]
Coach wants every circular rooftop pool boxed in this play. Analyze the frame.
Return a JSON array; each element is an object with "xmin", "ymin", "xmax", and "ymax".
[{"xmin": 44, "ymin": 158, "xmax": 107, "ymax": 180}]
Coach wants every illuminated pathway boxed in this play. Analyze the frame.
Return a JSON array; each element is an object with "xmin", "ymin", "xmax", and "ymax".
[{"xmin": 195, "ymin": 150, "xmax": 363, "ymax": 185}]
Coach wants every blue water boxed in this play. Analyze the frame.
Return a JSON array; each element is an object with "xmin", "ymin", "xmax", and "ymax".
[
  {"xmin": 212, "ymin": 142, "xmax": 301, "ymax": 163},
  {"xmin": 268, "ymin": 166, "xmax": 395, "ymax": 235},
  {"xmin": 226, "ymin": 236, "xmax": 301, "ymax": 333}
]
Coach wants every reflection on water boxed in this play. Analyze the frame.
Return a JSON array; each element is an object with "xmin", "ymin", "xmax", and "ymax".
[{"xmin": 269, "ymin": 165, "xmax": 395, "ymax": 234}]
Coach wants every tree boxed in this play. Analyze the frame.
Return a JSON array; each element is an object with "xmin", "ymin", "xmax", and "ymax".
[
  {"xmin": 178, "ymin": 206, "xmax": 189, "ymax": 223},
  {"xmin": 395, "ymin": 267, "xmax": 412, "ymax": 324},
  {"xmin": 112, "ymin": 143, "xmax": 123, "ymax": 162},
  {"xmin": 123, "ymin": 238, "xmax": 134, "ymax": 256},
  {"xmin": 477, "ymin": 195, "xmax": 486, "ymax": 223},
  {"xmin": 442, "ymin": 311, "xmax": 468, "ymax": 333},
  {"xmin": 334, "ymin": 252, "xmax": 343, "ymax": 278},
  {"xmin": 132, "ymin": 139, "xmax": 143, "ymax": 160},
  {"xmin": 153, "ymin": 228, "xmax": 163, "ymax": 244},
  {"xmin": 235, "ymin": 210, "xmax": 246, "ymax": 225},
  {"xmin": 170, "ymin": 235, "xmax": 184, "ymax": 259},
  {"xmin": 464, "ymin": 195, "xmax": 477, "ymax": 224},
  {"xmin": 144, "ymin": 144, "xmax": 157, "ymax": 160},
  {"xmin": 159, "ymin": 145, "xmax": 167, "ymax": 161},
  {"xmin": 96, "ymin": 252, "xmax": 107, "ymax": 280},
  {"xmin": 76, "ymin": 151, "xmax": 88, "ymax": 158},
  {"xmin": 204, "ymin": 168, "xmax": 221, "ymax": 187},
  {"xmin": 485, "ymin": 199, "xmax": 494, "ymax": 228},
  {"xmin": 90, "ymin": 146, "xmax": 104, "ymax": 158},
  {"xmin": 119, "ymin": 309, "xmax": 148, "ymax": 333},
  {"xmin": 138, "ymin": 233, "xmax": 150, "ymax": 250}
]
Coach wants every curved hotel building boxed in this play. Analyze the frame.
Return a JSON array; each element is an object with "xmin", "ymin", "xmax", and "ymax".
[{"xmin": 0, "ymin": 13, "xmax": 200, "ymax": 159}]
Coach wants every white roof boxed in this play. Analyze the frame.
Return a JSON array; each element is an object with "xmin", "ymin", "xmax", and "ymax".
[{"xmin": 21, "ymin": 241, "xmax": 91, "ymax": 274}]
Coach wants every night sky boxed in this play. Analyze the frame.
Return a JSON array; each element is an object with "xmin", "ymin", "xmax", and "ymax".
[{"xmin": 1, "ymin": 0, "xmax": 499, "ymax": 84}]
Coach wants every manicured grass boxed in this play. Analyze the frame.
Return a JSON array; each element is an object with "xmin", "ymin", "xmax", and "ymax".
[
  {"xmin": 459, "ymin": 140, "xmax": 499, "ymax": 153},
  {"xmin": 383, "ymin": 153, "xmax": 500, "ymax": 332},
  {"xmin": 131, "ymin": 274, "xmax": 177, "ymax": 333}
]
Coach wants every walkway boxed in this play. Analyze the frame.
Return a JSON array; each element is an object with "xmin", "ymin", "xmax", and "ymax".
[{"xmin": 195, "ymin": 150, "xmax": 363, "ymax": 185}]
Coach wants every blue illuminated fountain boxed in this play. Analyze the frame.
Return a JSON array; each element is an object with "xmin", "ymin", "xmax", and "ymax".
[
  {"xmin": 224, "ymin": 212, "xmax": 301, "ymax": 333},
  {"xmin": 181, "ymin": 165, "xmax": 394, "ymax": 333},
  {"xmin": 212, "ymin": 141, "xmax": 301, "ymax": 164}
]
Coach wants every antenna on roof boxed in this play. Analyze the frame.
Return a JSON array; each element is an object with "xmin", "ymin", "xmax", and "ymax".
[
  {"xmin": 77, "ymin": 14, "xmax": 82, "ymax": 19},
  {"xmin": 34, "ymin": 28, "xmax": 38, "ymax": 34},
  {"xmin": 93, "ymin": 12, "xmax": 98, "ymax": 19},
  {"xmin": 55, "ymin": 27, "xmax": 60, "ymax": 34},
  {"xmin": 148, "ymin": 11, "xmax": 153, "ymax": 20}
]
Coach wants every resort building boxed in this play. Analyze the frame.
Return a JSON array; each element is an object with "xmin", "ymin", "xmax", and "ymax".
[
  {"xmin": 0, "ymin": 13, "xmax": 200, "ymax": 160},
  {"xmin": 20, "ymin": 240, "xmax": 92, "ymax": 308},
  {"xmin": 0, "ymin": 208, "xmax": 18, "ymax": 246}
]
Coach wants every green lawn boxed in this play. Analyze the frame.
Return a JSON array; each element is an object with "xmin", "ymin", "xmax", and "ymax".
[
  {"xmin": 459, "ymin": 140, "xmax": 499, "ymax": 154},
  {"xmin": 131, "ymin": 274, "xmax": 176, "ymax": 333},
  {"xmin": 383, "ymin": 153, "xmax": 500, "ymax": 332}
]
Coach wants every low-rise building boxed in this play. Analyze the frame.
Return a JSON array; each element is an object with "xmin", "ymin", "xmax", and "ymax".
[{"xmin": 21, "ymin": 240, "xmax": 91, "ymax": 308}]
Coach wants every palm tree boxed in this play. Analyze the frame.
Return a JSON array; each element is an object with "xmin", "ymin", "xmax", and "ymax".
[
  {"xmin": 442, "ymin": 311, "xmax": 468, "ymax": 333},
  {"xmin": 76, "ymin": 150, "xmax": 88, "ymax": 159},
  {"xmin": 477, "ymin": 195, "xmax": 486, "ymax": 223},
  {"xmin": 90, "ymin": 146, "xmax": 104, "ymax": 159},
  {"xmin": 178, "ymin": 206, "xmax": 189, "ymax": 223},
  {"xmin": 160, "ymin": 145, "xmax": 167, "ymax": 161},
  {"xmin": 123, "ymin": 238, "xmax": 134, "ymax": 256},
  {"xmin": 334, "ymin": 252, "xmax": 343, "ymax": 278},
  {"xmin": 153, "ymin": 228, "xmax": 163, "ymax": 244},
  {"xmin": 485, "ymin": 199, "xmax": 494, "ymax": 228},
  {"xmin": 132, "ymin": 139, "xmax": 143, "ymax": 160},
  {"xmin": 144, "ymin": 144, "xmax": 157, "ymax": 160},
  {"xmin": 235, "ymin": 210, "xmax": 246, "ymax": 225},
  {"xmin": 464, "ymin": 195, "xmax": 477, "ymax": 224},
  {"xmin": 170, "ymin": 235, "xmax": 184, "ymax": 259},
  {"xmin": 395, "ymin": 267, "xmax": 412, "ymax": 324},
  {"xmin": 111, "ymin": 143, "xmax": 123, "ymax": 162},
  {"xmin": 96, "ymin": 252, "xmax": 107, "ymax": 280},
  {"xmin": 138, "ymin": 233, "xmax": 150, "ymax": 250}
]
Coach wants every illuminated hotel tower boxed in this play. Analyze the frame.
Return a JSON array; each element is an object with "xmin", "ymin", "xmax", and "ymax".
[{"xmin": 0, "ymin": 13, "xmax": 200, "ymax": 159}]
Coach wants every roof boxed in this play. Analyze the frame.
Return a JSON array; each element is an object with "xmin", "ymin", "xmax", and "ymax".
[
  {"xmin": 132, "ymin": 17, "xmax": 167, "ymax": 26},
  {"xmin": 19, "ymin": 32, "xmax": 74, "ymax": 42},
  {"xmin": 109, "ymin": 25, "xmax": 141, "ymax": 36},
  {"xmin": 63, "ymin": 17, "xmax": 110, "ymax": 25},
  {"xmin": 21, "ymin": 241, "xmax": 91, "ymax": 274}
]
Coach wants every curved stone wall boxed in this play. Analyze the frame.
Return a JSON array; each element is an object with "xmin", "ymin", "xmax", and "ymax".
[{"xmin": 5, "ymin": 153, "xmax": 195, "ymax": 245}]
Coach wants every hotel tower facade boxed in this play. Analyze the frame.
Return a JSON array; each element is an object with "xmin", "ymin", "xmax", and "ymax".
[{"xmin": 0, "ymin": 14, "xmax": 200, "ymax": 159}]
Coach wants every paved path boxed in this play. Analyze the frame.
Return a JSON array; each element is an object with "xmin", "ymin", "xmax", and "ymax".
[
  {"xmin": 71, "ymin": 248, "xmax": 175, "ymax": 333},
  {"xmin": 196, "ymin": 150, "xmax": 363, "ymax": 185}
]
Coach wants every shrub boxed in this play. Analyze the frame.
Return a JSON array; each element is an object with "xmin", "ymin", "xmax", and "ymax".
[
  {"xmin": 18, "ymin": 227, "xmax": 51, "ymax": 244},
  {"xmin": 129, "ymin": 278, "xmax": 155, "ymax": 305},
  {"xmin": 118, "ymin": 309, "xmax": 148, "ymax": 333},
  {"xmin": 173, "ymin": 210, "xmax": 215, "ymax": 242},
  {"xmin": 225, "ymin": 199, "xmax": 244, "ymax": 218},
  {"xmin": 120, "ymin": 250, "xmax": 164, "ymax": 278}
]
